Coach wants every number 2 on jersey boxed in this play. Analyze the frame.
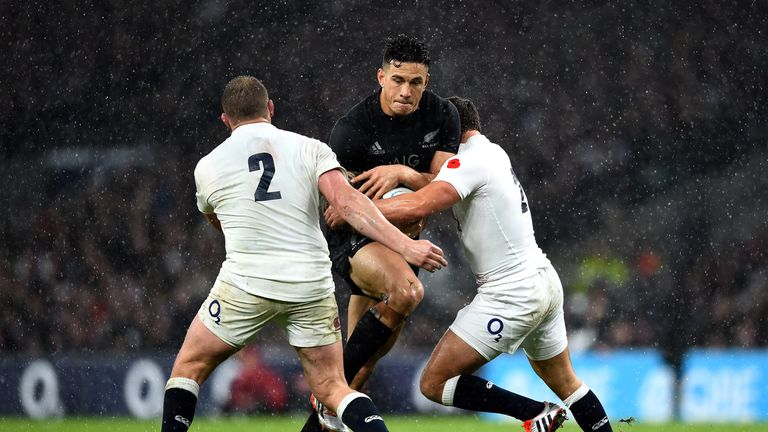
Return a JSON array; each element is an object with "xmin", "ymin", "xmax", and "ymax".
[{"xmin": 248, "ymin": 153, "xmax": 282, "ymax": 201}]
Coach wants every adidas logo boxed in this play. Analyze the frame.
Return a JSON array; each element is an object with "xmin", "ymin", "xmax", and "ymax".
[
  {"xmin": 174, "ymin": 415, "xmax": 191, "ymax": 427},
  {"xmin": 368, "ymin": 141, "xmax": 384, "ymax": 155},
  {"xmin": 364, "ymin": 415, "xmax": 383, "ymax": 423}
]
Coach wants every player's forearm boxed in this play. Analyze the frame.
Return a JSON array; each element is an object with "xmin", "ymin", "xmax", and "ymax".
[
  {"xmin": 377, "ymin": 182, "xmax": 459, "ymax": 226},
  {"xmin": 375, "ymin": 195, "xmax": 429, "ymax": 226},
  {"xmin": 337, "ymin": 191, "xmax": 412, "ymax": 254},
  {"xmin": 398, "ymin": 169, "xmax": 434, "ymax": 191}
]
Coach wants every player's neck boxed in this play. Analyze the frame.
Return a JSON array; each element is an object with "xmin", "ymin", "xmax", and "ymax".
[{"xmin": 461, "ymin": 130, "xmax": 481, "ymax": 144}]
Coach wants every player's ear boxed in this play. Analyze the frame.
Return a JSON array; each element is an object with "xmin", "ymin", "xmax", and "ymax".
[
  {"xmin": 424, "ymin": 73, "xmax": 430, "ymax": 88},
  {"xmin": 267, "ymin": 100, "xmax": 275, "ymax": 120},
  {"xmin": 221, "ymin": 113, "xmax": 232, "ymax": 130},
  {"xmin": 377, "ymin": 68, "xmax": 385, "ymax": 86}
]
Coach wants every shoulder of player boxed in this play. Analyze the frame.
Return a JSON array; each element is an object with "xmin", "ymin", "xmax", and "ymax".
[
  {"xmin": 483, "ymin": 138, "xmax": 509, "ymax": 159},
  {"xmin": 271, "ymin": 124, "xmax": 311, "ymax": 140},
  {"xmin": 193, "ymin": 135, "xmax": 240, "ymax": 181},
  {"xmin": 350, "ymin": 92, "xmax": 380, "ymax": 125},
  {"xmin": 331, "ymin": 98, "xmax": 374, "ymax": 140},
  {"xmin": 194, "ymin": 150, "xmax": 216, "ymax": 182},
  {"xmin": 470, "ymin": 134, "xmax": 505, "ymax": 150},
  {"xmin": 334, "ymin": 91, "xmax": 376, "ymax": 122},
  {"xmin": 420, "ymin": 90, "xmax": 455, "ymax": 117},
  {"xmin": 195, "ymin": 136, "xmax": 230, "ymax": 167},
  {"xmin": 242, "ymin": 123, "xmax": 320, "ymax": 147},
  {"xmin": 457, "ymin": 136, "xmax": 507, "ymax": 162},
  {"xmin": 218, "ymin": 126, "xmax": 323, "ymax": 159}
]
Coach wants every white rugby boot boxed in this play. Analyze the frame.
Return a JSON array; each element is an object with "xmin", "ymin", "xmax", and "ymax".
[{"xmin": 522, "ymin": 402, "xmax": 567, "ymax": 432}]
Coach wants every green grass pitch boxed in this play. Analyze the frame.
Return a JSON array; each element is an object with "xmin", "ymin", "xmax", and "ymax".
[{"xmin": 0, "ymin": 414, "xmax": 764, "ymax": 431}]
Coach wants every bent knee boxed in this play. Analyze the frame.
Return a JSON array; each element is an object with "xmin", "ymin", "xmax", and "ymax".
[
  {"xmin": 538, "ymin": 369, "xmax": 581, "ymax": 400},
  {"xmin": 387, "ymin": 279, "xmax": 424, "ymax": 313},
  {"xmin": 418, "ymin": 372, "xmax": 443, "ymax": 403},
  {"xmin": 170, "ymin": 359, "xmax": 214, "ymax": 385}
]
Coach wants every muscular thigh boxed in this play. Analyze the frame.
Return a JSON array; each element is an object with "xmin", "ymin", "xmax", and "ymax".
[
  {"xmin": 198, "ymin": 279, "xmax": 281, "ymax": 349},
  {"xmin": 348, "ymin": 241, "xmax": 419, "ymax": 301}
]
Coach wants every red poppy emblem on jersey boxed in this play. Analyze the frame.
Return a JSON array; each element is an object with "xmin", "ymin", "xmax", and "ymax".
[{"xmin": 447, "ymin": 159, "xmax": 461, "ymax": 169}]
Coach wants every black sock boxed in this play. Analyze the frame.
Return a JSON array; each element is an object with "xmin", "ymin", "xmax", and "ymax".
[
  {"xmin": 342, "ymin": 310, "xmax": 393, "ymax": 382},
  {"xmin": 339, "ymin": 395, "xmax": 389, "ymax": 432},
  {"xmin": 300, "ymin": 402, "xmax": 324, "ymax": 432},
  {"xmin": 569, "ymin": 390, "xmax": 612, "ymax": 432},
  {"xmin": 452, "ymin": 375, "xmax": 544, "ymax": 420},
  {"xmin": 161, "ymin": 387, "xmax": 197, "ymax": 432},
  {"xmin": 300, "ymin": 311, "xmax": 392, "ymax": 432}
]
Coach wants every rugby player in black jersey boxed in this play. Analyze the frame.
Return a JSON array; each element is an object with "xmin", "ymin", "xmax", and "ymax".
[{"xmin": 300, "ymin": 34, "xmax": 460, "ymax": 432}]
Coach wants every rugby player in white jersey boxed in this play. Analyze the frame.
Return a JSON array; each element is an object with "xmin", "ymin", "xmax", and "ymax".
[
  {"xmin": 160, "ymin": 76, "xmax": 447, "ymax": 432},
  {"xmin": 372, "ymin": 96, "xmax": 614, "ymax": 432}
]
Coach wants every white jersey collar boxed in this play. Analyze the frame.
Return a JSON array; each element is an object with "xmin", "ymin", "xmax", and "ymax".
[
  {"xmin": 231, "ymin": 121, "xmax": 274, "ymax": 135},
  {"xmin": 460, "ymin": 133, "xmax": 491, "ymax": 151}
]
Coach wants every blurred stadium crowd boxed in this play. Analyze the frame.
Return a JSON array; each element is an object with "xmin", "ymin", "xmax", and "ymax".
[{"xmin": 2, "ymin": 1, "xmax": 766, "ymax": 368}]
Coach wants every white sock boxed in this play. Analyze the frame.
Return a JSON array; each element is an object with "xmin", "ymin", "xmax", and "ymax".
[
  {"xmin": 165, "ymin": 377, "xmax": 200, "ymax": 397},
  {"xmin": 563, "ymin": 383, "xmax": 589, "ymax": 408},
  {"xmin": 441, "ymin": 376, "xmax": 461, "ymax": 406},
  {"xmin": 336, "ymin": 391, "xmax": 369, "ymax": 418}
]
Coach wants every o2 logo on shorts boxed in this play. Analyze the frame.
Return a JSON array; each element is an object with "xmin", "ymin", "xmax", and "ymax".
[
  {"xmin": 209, "ymin": 300, "xmax": 221, "ymax": 325},
  {"xmin": 487, "ymin": 318, "xmax": 503, "ymax": 342}
]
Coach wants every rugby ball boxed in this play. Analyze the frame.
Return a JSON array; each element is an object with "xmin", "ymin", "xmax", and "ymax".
[{"xmin": 382, "ymin": 186, "xmax": 414, "ymax": 199}]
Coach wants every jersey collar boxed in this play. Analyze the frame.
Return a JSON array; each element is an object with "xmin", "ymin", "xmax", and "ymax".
[
  {"xmin": 462, "ymin": 133, "xmax": 491, "ymax": 149},
  {"xmin": 231, "ymin": 121, "xmax": 274, "ymax": 135}
]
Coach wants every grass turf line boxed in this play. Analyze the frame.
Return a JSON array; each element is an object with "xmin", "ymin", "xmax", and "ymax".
[{"xmin": 0, "ymin": 415, "xmax": 765, "ymax": 431}]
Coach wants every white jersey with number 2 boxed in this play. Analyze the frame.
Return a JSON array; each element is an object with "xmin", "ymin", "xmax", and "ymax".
[{"xmin": 194, "ymin": 123, "xmax": 342, "ymax": 302}]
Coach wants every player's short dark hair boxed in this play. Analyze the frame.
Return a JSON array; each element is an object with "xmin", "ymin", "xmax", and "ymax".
[
  {"xmin": 221, "ymin": 76, "xmax": 269, "ymax": 122},
  {"xmin": 382, "ymin": 34, "xmax": 430, "ymax": 68},
  {"xmin": 447, "ymin": 96, "xmax": 481, "ymax": 134}
]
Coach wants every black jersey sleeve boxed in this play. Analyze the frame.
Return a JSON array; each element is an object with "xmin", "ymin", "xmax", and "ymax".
[{"xmin": 438, "ymin": 99, "xmax": 461, "ymax": 154}]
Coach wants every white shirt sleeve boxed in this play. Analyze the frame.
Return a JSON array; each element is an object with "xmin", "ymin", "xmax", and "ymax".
[
  {"xmin": 312, "ymin": 138, "xmax": 345, "ymax": 179},
  {"xmin": 194, "ymin": 158, "xmax": 215, "ymax": 214},
  {"xmin": 433, "ymin": 151, "xmax": 486, "ymax": 199}
]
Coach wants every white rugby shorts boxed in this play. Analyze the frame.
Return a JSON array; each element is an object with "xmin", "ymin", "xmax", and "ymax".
[
  {"xmin": 197, "ymin": 279, "xmax": 342, "ymax": 349},
  {"xmin": 449, "ymin": 264, "xmax": 568, "ymax": 361}
]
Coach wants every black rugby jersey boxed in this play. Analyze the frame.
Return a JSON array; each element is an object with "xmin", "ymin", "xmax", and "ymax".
[{"xmin": 329, "ymin": 89, "xmax": 460, "ymax": 173}]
